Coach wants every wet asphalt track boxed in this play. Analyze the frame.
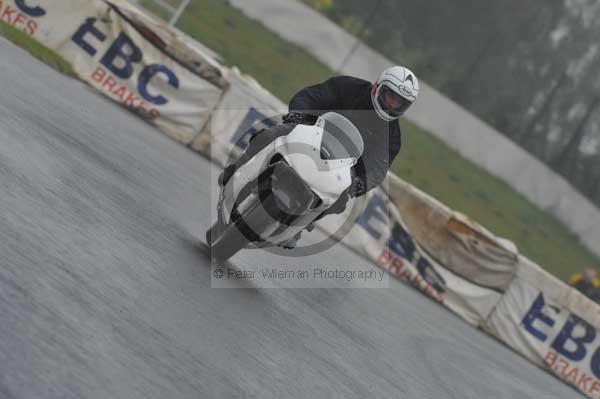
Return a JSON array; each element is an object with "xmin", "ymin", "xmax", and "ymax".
[{"xmin": 0, "ymin": 39, "xmax": 581, "ymax": 398}]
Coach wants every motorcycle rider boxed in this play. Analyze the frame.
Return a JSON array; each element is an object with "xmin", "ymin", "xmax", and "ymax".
[{"xmin": 219, "ymin": 65, "xmax": 419, "ymax": 248}]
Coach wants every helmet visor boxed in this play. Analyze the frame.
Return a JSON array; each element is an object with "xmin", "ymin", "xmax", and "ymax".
[{"xmin": 377, "ymin": 85, "xmax": 412, "ymax": 117}]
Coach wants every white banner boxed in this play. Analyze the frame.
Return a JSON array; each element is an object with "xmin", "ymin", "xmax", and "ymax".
[
  {"xmin": 0, "ymin": 0, "xmax": 224, "ymax": 143},
  {"xmin": 0, "ymin": 0, "xmax": 92, "ymax": 46},
  {"xmin": 200, "ymin": 67, "xmax": 286, "ymax": 165},
  {"xmin": 316, "ymin": 187, "xmax": 502, "ymax": 326},
  {"xmin": 485, "ymin": 258, "xmax": 600, "ymax": 398}
]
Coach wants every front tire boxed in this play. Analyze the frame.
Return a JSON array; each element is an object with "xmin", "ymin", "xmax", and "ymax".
[
  {"xmin": 208, "ymin": 192, "xmax": 284, "ymax": 261},
  {"xmin": 207, "ymin": 220, "xmax": 250, "ymax": 261},
  {"xmin": 205, "ymin": 221, "xmax": 222, "ymax": 246}
]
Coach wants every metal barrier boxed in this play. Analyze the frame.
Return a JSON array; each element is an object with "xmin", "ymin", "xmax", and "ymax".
[{"xmin": 127, "ymin": 0, "xmax": 190, "ymax": 26}]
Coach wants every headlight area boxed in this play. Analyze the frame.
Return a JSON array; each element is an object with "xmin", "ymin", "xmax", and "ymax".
[{"xmin": 258, "ymin": 158, "xmax": 315, "ymax": 221}]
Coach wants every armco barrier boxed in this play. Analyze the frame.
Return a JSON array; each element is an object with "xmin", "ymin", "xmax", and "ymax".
[{"xmin": 7, "ymin": 1, "xmax": 599, "ymax": 396}]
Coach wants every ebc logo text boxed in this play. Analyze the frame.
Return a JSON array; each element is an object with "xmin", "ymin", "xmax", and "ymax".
[
  {"xmin": 522, "ymin": 293, "xmax": 600, "ymax": 378},
  {"xmin": 71, "ymin": 17, "xmax": 179, "ymax": 113},
  {"xmin": 358, "ymin": 194, "xmax": 447, "ymax": 294},
  {"xmin": 14, "ymin": 0, "xmax": 45, "ymax": 16},
  {"xmin": 231, "ymin": 108, "xmax": 275, "ymax": 150}
]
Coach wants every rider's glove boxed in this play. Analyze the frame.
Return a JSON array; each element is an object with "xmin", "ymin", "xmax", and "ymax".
[
  {"xmin": 348, "ymin": 176, "xmax": 367, "ymax": 198},
  {"xmin": 282, "ymin": 112, "xmax": 312, "ymax": 125}
]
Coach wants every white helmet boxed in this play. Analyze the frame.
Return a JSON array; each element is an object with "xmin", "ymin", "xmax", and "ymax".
[{"xmin": 371, "ymin": 66, "xmax": 419, "ymax": 121}]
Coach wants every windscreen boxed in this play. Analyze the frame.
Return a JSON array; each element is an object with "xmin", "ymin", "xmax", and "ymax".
[{"xmin": 319, "ymin": 113, "xmax": 364, "ymax": 160}]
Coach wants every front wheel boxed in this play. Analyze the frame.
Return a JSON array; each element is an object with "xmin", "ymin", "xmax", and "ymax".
[
  {"xmin": 207, "ymin": 219, "xmax": 250, "ymax": 261},
  {"xmin": 207, "ymin": 192, "xmax": 285, "ymax": 261},
  {"xmin": 205, "ymin": 221, "xmax": 222, "ymax": 246}
]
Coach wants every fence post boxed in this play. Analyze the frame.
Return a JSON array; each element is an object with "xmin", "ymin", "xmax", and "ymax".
[{"xmin": 169, "ymin": 0, "xmax": 191, "ymax": 26}]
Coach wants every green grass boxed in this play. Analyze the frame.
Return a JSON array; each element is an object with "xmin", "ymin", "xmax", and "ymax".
[
  {"xmin": 148, "ymin": 0, "xmax": 599, "ymax": 280},
  {"xmin": 0, "ymin": 20, "xmax": 74, "ymax": 77},
  {"xmin": 139, "ymin": 0, "xmax": 172, "ymax": 21}
]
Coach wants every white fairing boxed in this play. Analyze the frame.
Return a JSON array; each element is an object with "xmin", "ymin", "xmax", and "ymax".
[{"xmin": 220, "ymin": 113, "xmax": 363, "ymax": 245}]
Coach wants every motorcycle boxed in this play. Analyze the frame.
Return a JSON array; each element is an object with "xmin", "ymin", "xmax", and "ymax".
[{"xmin": 206, "ymin": 112, "xmax": 364, "ymax": 261}]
